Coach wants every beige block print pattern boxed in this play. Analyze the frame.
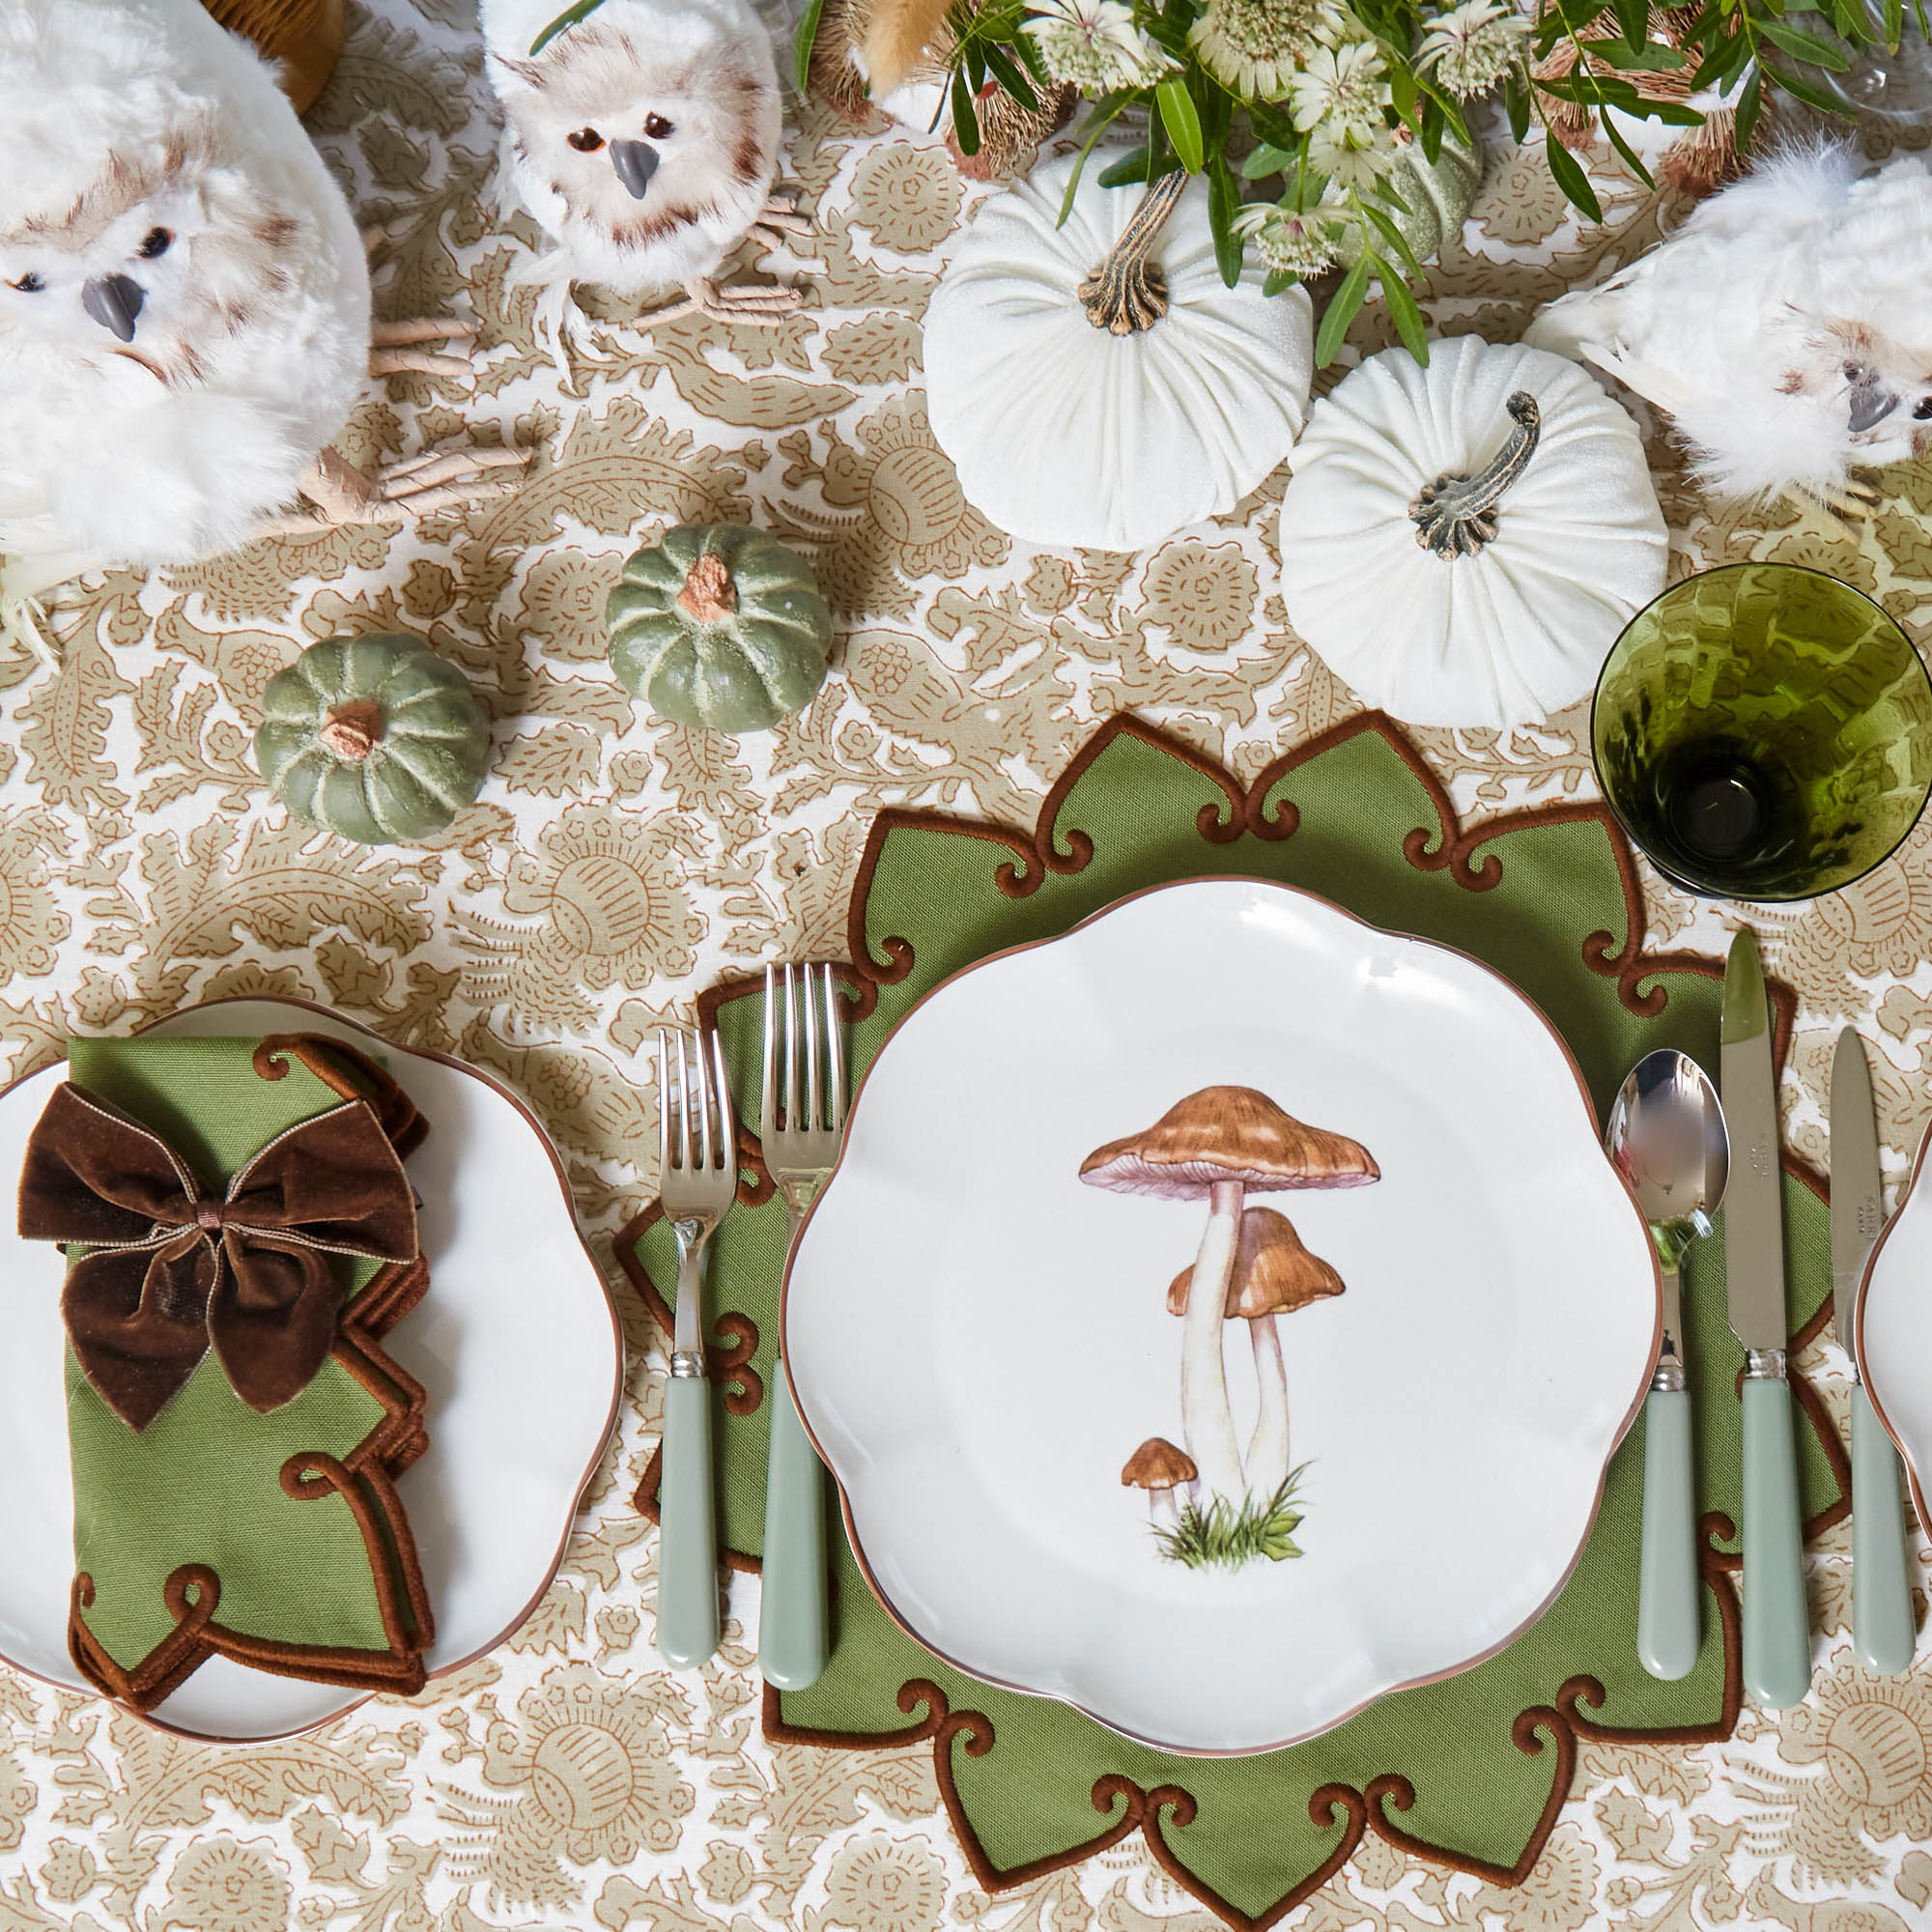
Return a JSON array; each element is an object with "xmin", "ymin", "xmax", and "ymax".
[{"xmin": 0, "ymin": 2, "xmax": 1930, "ymax": 1926}]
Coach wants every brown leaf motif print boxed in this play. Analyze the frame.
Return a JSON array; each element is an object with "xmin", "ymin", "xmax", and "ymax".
[
  {"xmin": 459, "ymin": 807, "xmax": 705, "ymax": 1024},
  {"xmin": 0, "ymin": 1, "xmax": 1929, "ymax": 1928},
  {"xmin": 851, "ymin": 145, "xmax": 965, "ymax": 256},
  {"xmin": 160, "ymin": 1835, "xmax": 293, "ymax": 1932},
  {"xmin": 439, "ymin": 1665, "xmax": 695, "ymax": 1907},
  {"xmin": 1138, "ymin": 540, "xmax": 1264, "ymax": 654},
  {"xmin": 824, "ymin": 1833, "xmax": 951, "ymax": 1932},
  {"xmin": 1741, "ymin": 1657, "xmax": 1932, "ymax": 1884},
  {"xmin": 775, "ymin": 394, "xmax": 1009, "ymax": 616}
]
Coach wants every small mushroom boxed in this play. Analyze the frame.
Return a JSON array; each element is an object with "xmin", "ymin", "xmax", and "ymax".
[
  {"xmin": 1122, "ymin": 1436, "xmax": 1198, "ymax": 1526},
  {"xmin": 1082, "ymin": 1087, "xmax": 1375, "ymax": 1501},
  {"xmin": 1169, "ymin": 1208, "xmax": 1344, "ymax": 1501}
]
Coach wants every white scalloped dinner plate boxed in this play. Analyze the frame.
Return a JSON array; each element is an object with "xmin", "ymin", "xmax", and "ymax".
[
  {"xmin": 0, "ymin": 998, "xmax": 621, "ymax": 1742},
  {"xmin": 783, "ymin": 878, "xmax": 1661, "ymax": 1755},
  {"xmin": 1856, "ymin": 1120, "xmax": 1932, "ymax": 1531}
]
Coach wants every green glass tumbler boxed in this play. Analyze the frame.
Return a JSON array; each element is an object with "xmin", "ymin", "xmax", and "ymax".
[{"xmin": 1593, "ymin": 563, "xmax": 1932, "ymax": 901}]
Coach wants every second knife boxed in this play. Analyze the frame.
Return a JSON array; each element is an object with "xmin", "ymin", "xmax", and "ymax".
[
  {"xmin": 1720, "ymin": 928, "xmax": 1811, "ymax": 1710},
  {"xmin": 1832, "ymin": 1029, "xmax": 1917, "ymax": 1675}
]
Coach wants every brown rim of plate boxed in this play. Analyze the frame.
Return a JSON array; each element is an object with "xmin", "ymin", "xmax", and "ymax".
[
  {"xmin": 775, "ymin": 870, "xmax": 1667, "ymax": 1758},
  {"xmin": 0, "ymin": 992, "xmax": 624, "ymax": 1746},
  {"xmin": 1852, "ymin": 1109, "xmax": 1932, "ymax": 1537}
]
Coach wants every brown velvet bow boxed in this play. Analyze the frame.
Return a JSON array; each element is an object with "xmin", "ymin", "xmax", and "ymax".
[{"xmin": 19, "ymin": 1084, "xmax": 419, "ymax": 1431}]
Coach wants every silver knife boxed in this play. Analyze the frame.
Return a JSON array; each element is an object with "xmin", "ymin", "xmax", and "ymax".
[
  {"xmin": 1832, "ymin": 1029, "xmax": 1917, "ymax": 1674},
  {"xmin": 1720, "ymin": 927, "xmax": 1811, "ymax": 1709}
]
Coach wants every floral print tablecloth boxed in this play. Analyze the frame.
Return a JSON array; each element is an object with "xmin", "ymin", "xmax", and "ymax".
[{"xmin": 2, "ymin": 3, "xmax": 1931, "ymax": 1927}]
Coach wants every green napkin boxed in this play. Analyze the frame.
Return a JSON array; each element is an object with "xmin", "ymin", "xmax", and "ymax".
[{"xmin": 57, "ymin": 1036, "xmax": 432, "ymax": 1709}]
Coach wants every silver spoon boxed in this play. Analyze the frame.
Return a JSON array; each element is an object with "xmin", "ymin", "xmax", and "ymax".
[{"xmin": 1605, "ymin": 1048, "xmax": 1730, "ymax": 1681}]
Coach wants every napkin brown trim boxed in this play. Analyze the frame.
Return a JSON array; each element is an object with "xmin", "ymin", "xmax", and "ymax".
[
  {"xmin": 69, "ymin": 1447, "xmax": 431, "ymax": 1709},
  {"xmin": 616, "ymin": 706, "xmax": 1846, "ymax": 1927},
  {"xmin": 65, "ymin": 1321, "xmax": 436, "ymax": 1709}
]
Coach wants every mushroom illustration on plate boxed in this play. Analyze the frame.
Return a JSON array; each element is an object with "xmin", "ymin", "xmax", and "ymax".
[
  {"xmin": 1169, "ymin": 1208, "xmax": 1344, "ymax": 1503},
  {"xmin": 1081, "ymin": 1086, "xmax": 1377, "ymax": 1571},
  {"xmin": 1122, "ymin": 1437, "xmax": 1197, "ymax": 1528}
]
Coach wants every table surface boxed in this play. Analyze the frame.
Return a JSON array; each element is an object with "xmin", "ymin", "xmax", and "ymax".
[{"xmin": 3, "ymin": 4, "xmax": 1932, "ymax": 1927}]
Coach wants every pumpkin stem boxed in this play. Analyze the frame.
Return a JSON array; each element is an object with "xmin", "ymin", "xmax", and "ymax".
[
  {"xmin": 1079, "ymin": 169, "xmax": 1187, "ymax": 336},
  {"xmin": 1409, "ymin": 391, "xmax": 1542, "ymax": 558},
  {"xmin": 319, "ymin": 700, "xmax": 385, "ymax": 761},
  {"xmin": 677, "ymin": 552, "xmax": 739, "ymax": 622}
]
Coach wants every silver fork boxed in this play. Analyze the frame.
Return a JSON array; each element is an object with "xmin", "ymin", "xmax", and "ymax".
[
  {"xmin": 757, "ymin": 961, "xmax": 845, "ymax": 1689},
  {"xmin": 655, "ymin": 1025, "xmax": 736, "ymax": 1670}
]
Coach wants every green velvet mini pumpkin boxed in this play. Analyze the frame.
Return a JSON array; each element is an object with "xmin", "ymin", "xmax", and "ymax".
[
  {"xmin": 607, "ymin": 525, "xmax": 833, "ymax": 732},
  {"xmin": 254, "ymin": 635, "xmax": 491, "ymax": 845}
]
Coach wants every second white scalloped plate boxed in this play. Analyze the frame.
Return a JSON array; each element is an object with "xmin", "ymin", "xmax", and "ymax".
[
  {"xmin": 1856, "ymin": 1118, "xmax": 1932, "ymax": 1532},
  {"xmin": 0, "ymin": 998, "xmax": 621, "ymax": 1742},
  {"xmin": 783, "ymin": 877, "xmax": 1661, "ymax": 1754}
]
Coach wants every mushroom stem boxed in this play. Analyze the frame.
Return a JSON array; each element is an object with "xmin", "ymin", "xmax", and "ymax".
[
  {"xmin": 1246, "ymin": 1313, "xmax": 1290, "ymax": 1501},
  {"xmin": 1181, "ymin": 1179, "xmax": 1247, "ymax": 1500}
]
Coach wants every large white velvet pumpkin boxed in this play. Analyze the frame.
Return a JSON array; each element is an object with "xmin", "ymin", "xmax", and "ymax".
[
  {"xmin": 1276, "ymin": 335, "xmax": 1666, "ymax": 731},
  {"xmin": 924, "ymin": 154, "xmax": 1314, "ymax": 553}
]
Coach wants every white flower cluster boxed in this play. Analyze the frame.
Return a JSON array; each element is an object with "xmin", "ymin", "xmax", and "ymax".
[
  {"xmin": 1416, "ymin": 0, "xmax": 1529, "ymax": 98},
  {"xmin": 1025, "ymin": 0, "xmax": 1175, "ymax": 92}
]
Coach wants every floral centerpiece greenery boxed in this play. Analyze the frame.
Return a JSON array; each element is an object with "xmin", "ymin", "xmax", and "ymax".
[{"xmin": 796, "ymin": 0, "xmax": 1904, "ymax": 363}]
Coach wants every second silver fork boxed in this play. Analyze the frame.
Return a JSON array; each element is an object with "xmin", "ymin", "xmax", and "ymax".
[{"xmin": 758, "ymin": 961, "xmax": 845, "ymax": 1690}]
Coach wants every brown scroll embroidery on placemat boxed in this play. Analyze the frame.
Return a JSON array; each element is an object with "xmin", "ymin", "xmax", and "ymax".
[{"xmin": 757, "ymin": 1533, "xmax": 1752, "ymax": 1932}]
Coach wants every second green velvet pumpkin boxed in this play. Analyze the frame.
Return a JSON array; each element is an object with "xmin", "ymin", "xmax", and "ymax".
[{"xmin": 607, "ymin": 525, "xmax": 832, "ymax": 732}]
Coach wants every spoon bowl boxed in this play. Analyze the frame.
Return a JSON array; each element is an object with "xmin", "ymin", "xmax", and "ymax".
[{"xmin": 1606, "ymin": 1048, "xmax": 1731, "ymax": 1265}]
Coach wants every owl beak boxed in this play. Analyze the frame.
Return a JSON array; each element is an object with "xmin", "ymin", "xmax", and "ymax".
[
  {"xmin": 609, "ymin": 139, "xmax": 659, "ymax": 200},
  {"xmin": 82, "ymin": 273, "xmax": 145, "ymax": 342},
  {"xmin": 1848, "ymin": 376, "xmax": 1899, "ymax": 434}
]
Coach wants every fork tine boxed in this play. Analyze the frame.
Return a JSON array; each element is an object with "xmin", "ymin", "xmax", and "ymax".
[
  {"xmin": 657, "ymin": 1028, "xmax": 674, "ymax": 1172},
  {"xmin": 823, "ymin": 963, "xmax": 845, "ymax": 1130},
  {"xmin": 804, "ymin": 960, "xmax": 821, "ymax": 1132},
  {"xmin": 782, "ymin": 961, "xmax": 800, "ymax": 1136},
  {"xmin": 709, "ymin": 1028, "xmax": 734, "ymax": 1169},
  {"xmin": 692, "ymin": 1029, "xmax": 714, "ymax": 1172},
  {"xmin": 680, "ymin": 1031, "xmax": 701, "ymax": 1173},
  {"xmin": 761, "ymin": 963, "xmax": 778, "ymax": 1139}
]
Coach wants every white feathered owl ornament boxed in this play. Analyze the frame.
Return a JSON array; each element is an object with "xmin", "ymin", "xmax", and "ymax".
[
  {"xmin": 1526, "ymin": 143, "xmax": 1932, "ymax": 516},
  {"xmin": 483, "ymin": 0, "xmax": 811, "ymax": 373},
  {"xmin": 0, "ymin": 0, "xmax": 526, "ymax": 652}
]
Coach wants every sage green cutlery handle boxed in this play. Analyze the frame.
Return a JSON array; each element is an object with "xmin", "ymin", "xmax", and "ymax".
[
  {"xmin": 1743, "ymin": 1375, "xmax": 1812, "ymax": 1710},
  {"xmin": 1852, "ymin": 1384, "xmax": 1917, "ymax": 1675},
  {"xmin": 658, "ymin": 1377, "xmax": 721, "ymax": 1668},
  {"xmin": 759, "ymin": 1364, "xmax": 829, "ymax": 1690},
  {"xmin": 1638, "ymin": 1385, "xmax": 1699, "ymax": 1680}
]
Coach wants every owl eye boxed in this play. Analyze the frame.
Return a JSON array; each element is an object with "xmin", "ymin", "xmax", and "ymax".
[
  {"xmin": 8, "ymin": 273, "xmax": 44, "ymax": 293},
  {"xmin": 138, "ymin": 227, "xmax": 173, "ymax": 260},
  {"xmin": 567, "ymin": 128, "xmax": 605, "ymax": 152},
  {"xmin": 1915, "ymin": 398, "xmax": 1932, "ymax": 421},
  {"xmin": 644, "ymin": 112, "xmax": 673, "ymax": 138}
]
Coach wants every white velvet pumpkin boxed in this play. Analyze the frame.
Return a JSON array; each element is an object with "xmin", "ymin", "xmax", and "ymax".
[
  {"xmin": 924, "ymin": 154, "xmax": 1314, "ymax": 553},
  {"xmin": 1276, "ymin": 335, "xmax": 1667, "ymax": 731}
]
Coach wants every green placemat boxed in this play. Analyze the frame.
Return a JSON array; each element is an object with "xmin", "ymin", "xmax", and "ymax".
[
  {"xmin": 622, "ymin": 712, "xmax": 1848, "ymax": 1926},
  {"xmin": 53, "ymin": 1035, "xmax": 433, "ymax": 1708}
]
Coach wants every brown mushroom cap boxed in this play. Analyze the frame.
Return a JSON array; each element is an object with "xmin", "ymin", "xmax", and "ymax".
[
  {"xmin": 1121, "ymin": 1436, "xmax": 1198, "ymax": 1491},
  {"xmin": 1079, "ymin": 1086, "xmax": 1378, "ymax": 1199},
  {"xmin": 1166, "ymin": 1207, "xmax": 1345, "ymax": 1318}
]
